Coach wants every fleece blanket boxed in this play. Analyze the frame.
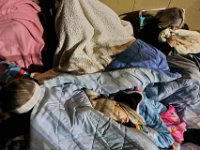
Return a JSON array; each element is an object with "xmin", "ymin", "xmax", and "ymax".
[
  {"xmin": 53, "ymin": 0, "xmax": 135, "ymax": 74},
  {"xmin": 159, "ymin": 29, "xmax": 200, "ymax": 55},
  {"xmin": 0, "ymin": 0, "xmax": 44, "ymax": 69}
]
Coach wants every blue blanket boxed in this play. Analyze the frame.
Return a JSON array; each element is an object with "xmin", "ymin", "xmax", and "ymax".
[
  {"xmin": 106, "ymin": 39, "xmax": 181, "ymax": 78},
  {"xmin": 30, "ymin": 68, "xmax": 178, "ymax": 149}
]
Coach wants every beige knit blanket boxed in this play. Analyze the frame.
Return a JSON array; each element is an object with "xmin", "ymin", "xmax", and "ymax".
[{"xmin": 53, "ymin": 0, "xmax": 135, "ymax": 74}]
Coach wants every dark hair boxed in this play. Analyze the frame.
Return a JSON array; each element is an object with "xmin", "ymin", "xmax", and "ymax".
[{"xmin": 155, "ymin": 7, "xmax": 185, "ymax": 29}]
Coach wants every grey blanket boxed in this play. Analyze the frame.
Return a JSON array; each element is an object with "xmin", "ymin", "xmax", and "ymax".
[{"xmin": 153, "ymin": 54, "xmax": 200, "ymax": 128}]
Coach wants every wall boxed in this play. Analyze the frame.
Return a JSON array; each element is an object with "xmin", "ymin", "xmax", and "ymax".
[{"xmin": 100, "ymin": 0, "xmax": 200, "ymax": 31}]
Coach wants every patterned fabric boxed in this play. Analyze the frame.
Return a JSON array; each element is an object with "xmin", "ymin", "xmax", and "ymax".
[
  {"xmin": 156, "ymin": 54, "xmax": 200, "ymax": 128},
  {"xmin": 139, "ymin": 96, "xmax": 174, "ymax": 148},
  {"xmin": 161, "ymin": 105, "xmax": 187, "ymax": 144},
  {"xmin": 0, "ymin": 61, "xmax": 29, "ymax": 83}
]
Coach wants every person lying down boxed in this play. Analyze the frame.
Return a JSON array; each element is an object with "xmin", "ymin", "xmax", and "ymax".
[
  {"xmin": 0, "ymin": 77, "xmax": 159, "ymax": 150},
  {"xmin": 0, "ymin": 60, "xmax": 175, "ymax": 149},
  {"xmin": 0, "ymin": 0, "xmax": 179, "ymax": 149}
]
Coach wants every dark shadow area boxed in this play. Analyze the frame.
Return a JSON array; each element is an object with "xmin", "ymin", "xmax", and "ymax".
[
  {"xmin": 120, "ymin": 11, "xmax": 141, "ymax": 38},
  {"xmin": 39, "ymin": 0, "xmax": 58, "ymax": 72}
]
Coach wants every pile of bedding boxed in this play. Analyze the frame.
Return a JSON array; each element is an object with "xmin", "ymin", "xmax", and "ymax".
[
  {"xmin": 1, "ymin": 0, "xmax": 200, "ymax": 150},
  {"xmin": 31, "ymin": 68, "xmax": 175, "ymax": 150},
  {"xmin": 29, "ymin": 0, "xmax": 185, "ymax": 149}
]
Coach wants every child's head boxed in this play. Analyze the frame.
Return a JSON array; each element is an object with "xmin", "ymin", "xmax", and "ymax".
[
  {"xmin": 155, "ymin": 7, "xmax": 185, "ymax": 29},
  {"xmin": 0, "ymin": 78, "xmax": 42, "ymax": 114}
]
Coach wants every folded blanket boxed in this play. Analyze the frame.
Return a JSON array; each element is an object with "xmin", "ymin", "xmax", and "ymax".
[{"xmin": 53, "ymin": 0, "xmax": 135, "ymax": 74}]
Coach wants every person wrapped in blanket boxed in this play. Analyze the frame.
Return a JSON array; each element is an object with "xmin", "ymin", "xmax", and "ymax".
[
  {"xmin": 138, "ymin": 7, "xmax": 189, "ymax": 56},
  {"xmin": 0, "ymin": 76, "xmax": 160, "ymax": 150},
  {"xmin": 0, "ymin": 76, "xmax": 173, "ymax": 149},
  {"xmin": 0, "ymin": 61, "xmax": 158, "ymax": 150},
  {"xmin": 0, "ymin": 39, "xmax": 178, "ymax": 150}
]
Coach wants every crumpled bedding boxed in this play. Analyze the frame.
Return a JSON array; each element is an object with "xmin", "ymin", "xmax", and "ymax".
[
  {"xmin": 139, "ymin": 96, "xmax": 174, "ymax": 148},
  {"xmin": 44, "ymin": 68, "xmax": 179, "ymax": 96},
  {"xmin": 87, "ymin": 89, "xmax": 174, "ymax": 148},
  {"xmin": 31, "ymin": 90, "xmax": 158, "ymax": 150},
  {"xmin": 0, "ymin": 0, "xmax": 45, "ymax": 69},
  {"xmin": 106, "ymin": 39, "xmax": 181, "ymax": 78},
  {"xmin": 30, "ymin": 68, "xmax": 179, "ymax": 150},
  {"xmin": 158, "ymin": 28, "xmax": 200, "ymax": 55},
  {"xmin": 53, "ymin": 0, "xmax": 135, "ymax": 74},
  {"xmin": 149, "ymin": 54, "xmax": 200, "ymax": 128}
]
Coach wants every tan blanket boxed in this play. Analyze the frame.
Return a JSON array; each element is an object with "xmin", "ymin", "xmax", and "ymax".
[{"xmin": 53, "ymin": 0, "xmax": 135, "ymax": 74}]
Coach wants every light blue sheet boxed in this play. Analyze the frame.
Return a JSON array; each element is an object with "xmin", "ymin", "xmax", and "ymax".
[{"xmin": 30, "ymin": 68, "xmax": 179, "ymax": 149}]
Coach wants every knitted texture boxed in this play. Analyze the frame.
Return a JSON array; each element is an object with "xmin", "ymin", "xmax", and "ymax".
[{"xmin": 53, "ymin": 0, "xmax": 135, "ymax": 74}]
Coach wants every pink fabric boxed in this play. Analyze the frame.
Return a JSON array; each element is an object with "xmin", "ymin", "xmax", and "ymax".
[
  {"xmin": 0, "ymin": 0, "xmax": 44, "ymax": 69},
  {"xmin": 160, "ymin": 105, "xmax": 187, "ymax": 144}
]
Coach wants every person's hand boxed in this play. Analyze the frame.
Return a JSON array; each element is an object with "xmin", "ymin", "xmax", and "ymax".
[
  {"xmin": 158, "ymin": 28, "xmax": 176, "ymax": 43},
  {"xmin": 158, "ymin": 28, "xmax": 172, "ymax": 42}
]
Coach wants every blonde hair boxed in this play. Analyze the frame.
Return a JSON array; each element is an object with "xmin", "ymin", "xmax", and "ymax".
[
  {"xmin": 0, "ymin": 79, "xmax": 36, "ymax": 112},
  {"xmin": 155, "ymin": 7, "xmax": 185, "ymax": 29}
]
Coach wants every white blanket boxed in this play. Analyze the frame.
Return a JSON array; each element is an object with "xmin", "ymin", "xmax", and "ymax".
[
  {"xmin": 159, "ymin": 28, "xmax": 200, "ymax": 55},
  {"xmin": 53, "ymin": 0, "xmax": 135, "ymax": 74}
]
